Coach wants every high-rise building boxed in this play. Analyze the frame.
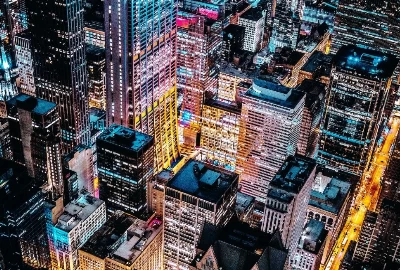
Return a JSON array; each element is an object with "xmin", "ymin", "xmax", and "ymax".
[
  {"xmin": 222, "ymin": 24, "xmax": 245, "ymax": 62},
  {"xmin": 296, "ymin": 79, "xmax": 326, "ymax": 158},
  {"xmin": 14, "ymin": 31, "xmax": 35, "ymax": 97},
  {"xmin": 192, "ymin": 217, "xmax": 288, "ymax": 269},
  {"xmin": 200, "ymin": 98, "xmax": 241, "ymax": 171},
  {"xmin": 0, "ymin": 118, "xmax": 11, "ymax": 159},
  {"xmin": 318, "ymin": 45, "xmax": 398, "ymax": 176},
  {"xmin": 352, "ymin": 199, "xmax": 400, "ymax": 268},
  {"xmin": 105, "ymin": 0, "xmax": 179, "ymax": 170},
  {"xmin": 97, "ymin": 124, "xmax": 154, "ymax": 215},
  {"xmin": 378, "ymin": 129, "xmax": 400, "ymax": 208},
  {"xmin": 0, "ymin": 159, "xmax": 50, "ymax": 269},
  {"xmin": 331, "ymin": 0, "xmax": 400, "ymax": 59},
  {"xmin": 236, "ymin": 77, "xmax": 305, "ymax": 204},
  {"xmin": 7, "ymin": 94, "xmax": 64, "ymax": 196},
  {"xmin": 26, "ymin": 0, "xmax": 90, "ymax": 152},
  {"xmin": 261, "ymin": 154, "xmax": 316, "ymax": 260},
  {"xmin": 217, "ymin": 64, "xmax": 253, "ymax": 103},
  {"xmin": 177, "ymin": 11, "xmax": 222, "ymax": 147},
  {"xmin": 46, "ymin": 192, "xmax": 106, "ymax": 270},
  {"xmin": 292, "ymin": 219, "xmax": 328, "ymax": 270},
  {"xmin": 269, "ymin": 3, "xmax": 300, "ymax": 53},
  {"xmin": 87, "ymin": 45, "xmax": 106, "ymax": 110},
  {"xmin": 306, "ymin": 169, "xmax": 352, "ymax": 266},
  {"xmin": 63, "ymin": 144, "xmax": 95, "ymax": 196},
  {"xmin": 147, "ymin": 169, "xmax": 174, "ymax": 216},
  {"xmin": 238, "ymin": 8, "xmax": 265, "ymax": 53},
  {"xmin": 164, "ymin": 159, "xmax": 238, "ymax": 269}
]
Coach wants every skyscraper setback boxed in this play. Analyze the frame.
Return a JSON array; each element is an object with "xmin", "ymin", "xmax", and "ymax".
[
  {"xmin": 26, "ymin": 0, "xmax": 90, "ymax": 153},
  {"xmin": 105, "ymin": 0, "xmax": 179, "ymax": 170}
]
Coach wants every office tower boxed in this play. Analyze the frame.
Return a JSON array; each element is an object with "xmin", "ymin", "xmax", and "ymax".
[
  {"xmin": 87, "ymin": 45, "xmax": 106, "ymax": 110},
  {"xmin": 83, "ymin": 214, "xmax": 163, "ymax": 270},
  {"xmin": 292, "ymin": 219, "xmax": 328, "ymax": 270},
  {"xmin": 238, "ymin": 8, "xmax": 265, "ymax": 53},
  {"xmin": 236, "ymin": 77, "xmax": 305, "ymax": 204},
  {"xmin": 7, "ymin": 94, "xmax": 64, "ymax": 196},
  {"xmin": 296, "ymin": 79, "xmax": 326, "ymax": 158},
  {"xmin": 64, "ymin": 144, "xmax": 95, "ymax": 196},
  {"xmin": 0, "ymin": 118, "xmax": 11, "ymax": 159},
  {"xmin": 269, "ymin": 3, "xmax": 300, "ymax": 53},
  {"xmin": 331, "ymin": 0, "xmax": 400, "ymax": 59},
  {"xmin": 105, "ymin": 0, "xmax": 179, "ymax": 171},
  {"xmin": 193, "ymin": 217, "xmax": 288, "ymax": 269},
  {"xmin": 307, "ymin": 169, "xmax": 352, "ymax": 266},
  {"xmin": 261, "ymin": 155, "xmax": 316, "ymax": 259},
  {"xmin": 84, "ymin": 0, "xmax": 104, "ymax": 48},
  {"xmin": 97, "ymin": 124, "xmax": 154, "ymax": 215},
  {"xmin": 177, "ymin": 11, "xmax": 222, "ymax": 147},
  {"xmin": 0, "ymin": 159, "xmax": 50, "ymax": 269},
  {"xmin": 164, "ymin": 159, "xmax": 238, "ymax": 269},
  {"xmin": 378, "ymin": 129, "xmax": 400, "ymax": 208},
  {"xmin": 318, "ymin": 45, "xmax": 398, "ymax": 176},
  {"xmin": 14, "ymin": 32, "xmax": 35, "ymax": 96},
  {"xmin": 200, "ymin": 98, "xmax": 241, "ymax": 171},
  {"xmin": 26, "ymin": 0, "xmax": 90, "ymax": 153},
  {"xmin": 46, "ymin": 193, "xmax": 106, "ymax": 270},
  {"xmin": 147, "ymin": 169, "xmax": 174, "ymax": 216},
  {"xmin": 217, "ymin": 64, "xmax": 252, "ymax": 103},
  {"xmin": 222, "ymin": 24, "xmax": 245, "ymax": 62},
  {"xmin": 352, "ymin": 199, "xmax": 400, "ymax": 267}
]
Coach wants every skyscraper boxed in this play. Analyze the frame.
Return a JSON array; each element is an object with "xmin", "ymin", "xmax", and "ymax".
[
  {"xmin": 7, "ymin": 94, "xmax": 64, "ymax": 196},
  {"xmin": 26, "ymin": 0, "xmax": 90, "ymax": 153},
  {"xmin": 261, "ymin": 154, "xmax": 316, "ymax": 261},
  {"xmin": 352, "ymin": 199, "xmax": 400, "ymax": 267},
  {"xmin": 163, "ymin": 159, "xmax": 238, "ymax": 269},
  {"xmin": 0, "ymin": 159, "xmax": 50, "ymax": 269},
  {"xmin": 105, "ymin": 0, "xmax": 179, "ymax": 170},
  {"xmin": 97, "ymin": 124, "xmax": 154, "ymax": 215},
  {"xmin": 177, "ymin": 11, "xmax": 221, "ymax": 147},
  {"xmin": 318, "ymin": 45, "xmax": 398, "ymax": 175},
  {"xmin": 236, "ymin": 77, "xmax": 305, "ymax": 204}
]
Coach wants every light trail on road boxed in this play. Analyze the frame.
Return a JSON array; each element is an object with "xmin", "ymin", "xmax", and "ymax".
[{"xmin": 322, "ymin": 118, "xmax": 400, "ymax": 270}]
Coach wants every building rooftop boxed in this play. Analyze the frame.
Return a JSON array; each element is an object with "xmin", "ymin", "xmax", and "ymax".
[
  {"xmin": 97, "ymin": 124, "xmax": 154, "ymax": 153},
  {"xmin": 269, "ymin": 155, "xmax": 316, "ymax": 196},
  {"xmin": 56, "ymin": 193, "xmax": 104, "ymax": 232},
  {"xmin": 298, "ymin": 219, "xmax": 328, "ymax": 254},
  {"xmin": 79, "ymin": 212, "xmax": 135, "ymax": 259},
  {"xmin": 334, "ymin": 45, "xmax": 398, "ymax": 80},
  {"xmin": 239, "ymin": 8, "xmax": 263, "ymax": 21},
  {"xmin": 295, "ymin": 79, "xmax": 326, "ymax": 109},
  {"xmin": 167, "ymin": 159, "xmax": 238, "ymax": 203},
  {"xmin": 309, "ymin": 177, "xmax": 351, "ymax": 214},
  {"xmin": 245, "ymin": 77, "xmax": 305, "ymax": 109},
  {"xmin": 235, "ymin": 192, "xmax": 255, "ymax": 214},
  {"xmin": 195, "ymin": 217, "xmax": 287, "ymax": 270},
  {"xmin": 7, "ymin": 93, "xmax": 57, "ymax": 115},
  {"xmin": 301, "ymin": 51, "xmax": 333, "ymax": 76},
  {"xmin": 204, "ymin": 98, "xmax": 241, "ymax": 114},
  {"xmin": 86, "ymin": 44, "xmax": 105, "ymax": 62},
  {"xmin": 63, "ymin": 144, "xmax": 91, "ymax": 163},
  {"xmin": 89, "ymin": 107, "xmax": 106, "ymax": 123},
  {"xmin": 109, "ymin": 216, "xmax": 162, "ymax": 266}
]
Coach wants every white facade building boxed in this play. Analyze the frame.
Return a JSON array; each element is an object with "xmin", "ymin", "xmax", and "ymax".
[
  {"xmin": 47, "ymin": 193, "xmax": 106, "ymax": 270},
  {"xmin": 238, "ymin": 8, "xmax": 265, "ymax": 53},
  {"xmin": 236, "ymin": 77, "xmax": 305, "ymax": 203},
  {"xmin": 261, "ymin": 155, "xmax": 316, "ymax": 262}
]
